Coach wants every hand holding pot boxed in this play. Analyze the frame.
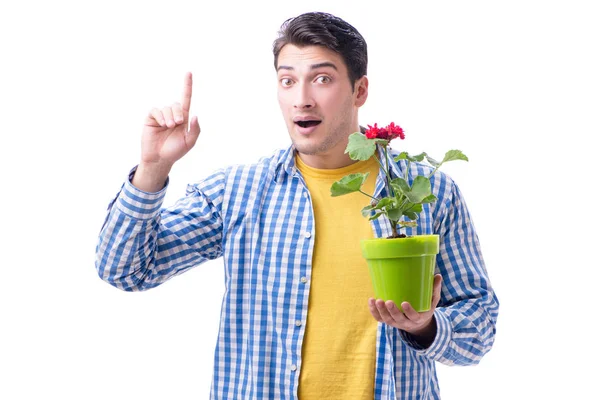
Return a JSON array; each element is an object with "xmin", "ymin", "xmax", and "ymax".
[{"xmin": 368, "ymin": 274, "xmax": 443, "ymax": 347}]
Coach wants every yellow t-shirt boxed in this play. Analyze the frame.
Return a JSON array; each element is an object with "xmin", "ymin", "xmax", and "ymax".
[{"xmin": 295, "ymin": 153, "xmax": 380, "ymax": 400}]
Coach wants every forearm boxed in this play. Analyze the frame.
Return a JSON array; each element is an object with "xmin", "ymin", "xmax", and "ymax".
[
  {"xmin": 403, "ymin": 316, "xmax": 437, "ymax": 349},
  {"xmin": 96, "ymin": 172, "xmax": 169, "ymax": 291},
  {"xmin": 95, "ymin": 168, "xmax": 224, "ymax": 291},
  {"xmin": 399, "ymin": 291, "xmax": 498, "ymax": 366},
  {"xmin": 434, "ymin": 294, "xmax": 498, "ymax": 365}
]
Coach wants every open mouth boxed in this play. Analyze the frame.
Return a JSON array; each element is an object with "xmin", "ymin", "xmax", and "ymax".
[{"xmin": 295, "ymin": 120, "xmax": 321, "ymax": 128}]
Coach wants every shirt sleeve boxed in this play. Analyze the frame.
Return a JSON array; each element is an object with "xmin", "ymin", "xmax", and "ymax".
[
  {"xmin": 95, "ymin": 167, "xmax": 225, "ymax": 291},
  {"xmin": 399, "ymin": 179, "xmax": 499, "ymax": 366}
]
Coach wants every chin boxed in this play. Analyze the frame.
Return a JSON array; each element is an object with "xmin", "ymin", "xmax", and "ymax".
[
  {"xmin": 289, "ymin": 138, "xmax": 315, "ymax": 155},
  {"xmin": 293, "ymin": 140, "xmax": 331, "ymax": 157}
]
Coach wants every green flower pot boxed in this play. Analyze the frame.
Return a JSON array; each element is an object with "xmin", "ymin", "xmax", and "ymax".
[{"xmin": 361, "ymin": 235, "xmax": 439, "ymax": 312}]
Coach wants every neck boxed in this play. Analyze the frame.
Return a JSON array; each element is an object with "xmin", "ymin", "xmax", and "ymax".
[
  {"xmin": 296, "ymin": 121, "xmax": 362, "ymax": 169},
  {"xmin": 296, "ymin": 151, "xmax": 358, "ymax": 169}
]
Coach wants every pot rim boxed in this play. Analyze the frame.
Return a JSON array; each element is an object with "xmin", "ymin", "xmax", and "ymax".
[{"xmin": 361, "ymin": 234, "xmax": 440, "ymax": 259}]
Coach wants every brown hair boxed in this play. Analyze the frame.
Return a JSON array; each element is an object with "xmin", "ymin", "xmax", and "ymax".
[{"xmin": 273, "ymin": 12, "xmax": 368, "ymax": 90}]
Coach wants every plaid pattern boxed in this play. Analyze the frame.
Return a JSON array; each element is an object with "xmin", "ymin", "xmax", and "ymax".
[{"xmin": 96, "ymin": 145, "xmax": 499, "ymax": 399}]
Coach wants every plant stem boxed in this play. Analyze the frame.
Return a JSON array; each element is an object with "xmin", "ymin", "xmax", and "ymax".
[
  {"xmin": 380, "ymin": 145, "xmax": 401, "ymax": 238},
  {"xmin": 358, "ymin": 190, "xmax": 378, "ymax": 201},
  {"xmin": 390, "ymin": 220, "xmax": 399, "ymax": 237},
  {"xmin": 381, "ymin": 145, "xmax": 394, "ymax": 197},
  {"xmin": 374, "ymin": 149, "xmax": 387, "ymax": 180},
  {"xmin": 427, "ymin": 166, "xmax": 440, "ymax": 179},
  {"xmin": 398, "ymin": 197, "xmax": 410, "ymax": 210}
]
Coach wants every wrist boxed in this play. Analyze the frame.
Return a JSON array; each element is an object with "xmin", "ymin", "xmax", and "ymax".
[
  {"xmin": 405, "ymin": 316, "xmax": 437, "ymax": 348},
  {"xmin": 132, "ymin": 161, "xmax": 172, "ymax": 193}
]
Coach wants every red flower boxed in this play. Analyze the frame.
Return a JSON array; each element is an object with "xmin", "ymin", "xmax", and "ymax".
[{"xmin": 364, "ymin": 122, "xmax": 405, "ymax": 141}]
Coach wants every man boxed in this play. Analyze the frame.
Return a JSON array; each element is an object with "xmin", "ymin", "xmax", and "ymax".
[{"xmin": 96, "ymin": 12, "xmax": 499, "ymax": 399}]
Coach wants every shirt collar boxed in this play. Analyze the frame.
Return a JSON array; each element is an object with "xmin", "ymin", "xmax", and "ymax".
[
  {"xmin": 274, "ymin": 145, "xmax": 297, "ymax": 183},
  {"xmin": 273, "ymin": 140, "xmax": 404, "ymax": 184},
  {"xmin": 377, "ymin": 143, "xmax": 404, "ymax": 180}
]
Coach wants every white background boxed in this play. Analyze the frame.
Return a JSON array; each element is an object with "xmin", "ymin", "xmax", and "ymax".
[{"xmin": 1, "ymin": 0, "xmax": 598, "ymax": 398}]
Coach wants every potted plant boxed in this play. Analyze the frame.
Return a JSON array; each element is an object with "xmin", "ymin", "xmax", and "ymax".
[{"xmin": 330, "ymin": 123, "xmax": 468, "ymax": 312}]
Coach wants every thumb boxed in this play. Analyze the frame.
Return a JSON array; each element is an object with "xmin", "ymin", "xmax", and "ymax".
[
  {"xmin": 186, "ymin": 116, "xmax": 201, "ymax": 147},
  {"xmin": 432, "ymin": 274, "xmax": 443, "ymax": 308}
]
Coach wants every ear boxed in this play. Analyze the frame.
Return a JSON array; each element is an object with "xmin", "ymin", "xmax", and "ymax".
[{"xmin": 354, "ymin": 75, "xmax": 369, "ymax": 107}]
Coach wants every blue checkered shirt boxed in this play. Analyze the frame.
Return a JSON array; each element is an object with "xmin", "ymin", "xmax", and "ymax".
[{"xmin": 96, "ymin": 145, "xmax": 499, "ymax": 399}]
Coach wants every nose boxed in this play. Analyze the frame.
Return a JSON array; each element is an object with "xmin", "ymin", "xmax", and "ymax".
[{"xmin": 294, "ymin": 83, "xmax": 315, "ymax": 109}]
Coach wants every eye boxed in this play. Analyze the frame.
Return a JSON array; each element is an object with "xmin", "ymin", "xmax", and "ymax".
[
  {"xmin": 316, "ymin": 76, "xmax": 331, "ymax": 84},
  {"xmin": 280, "ymin": 78, "xmax": 293, "ymax": 87}
]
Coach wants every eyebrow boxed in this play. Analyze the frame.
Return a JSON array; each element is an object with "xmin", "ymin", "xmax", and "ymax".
[{"xmin": 277, "ymin": 62, "xmax": 339, "ymax": 72}]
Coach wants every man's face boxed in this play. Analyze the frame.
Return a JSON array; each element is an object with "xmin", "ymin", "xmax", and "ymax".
[{"xmin": 276, "ymin": 44, "xmax": 368, "ymax": 168}]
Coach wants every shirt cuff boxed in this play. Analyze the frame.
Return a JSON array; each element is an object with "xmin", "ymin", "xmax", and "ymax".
[
  {"xmin": 399, "ymin": 308, "xmax": 453, "ymax": 361},
  {"xmin": 114, "ymin": 166, "xmax": 169, "ymax": 220}
]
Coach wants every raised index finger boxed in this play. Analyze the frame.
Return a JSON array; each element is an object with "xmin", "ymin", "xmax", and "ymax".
[{"xmin": 181, "ymin": 72, "xmax": 193, "ymax": 112}]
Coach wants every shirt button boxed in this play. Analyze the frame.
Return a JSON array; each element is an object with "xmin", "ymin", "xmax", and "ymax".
[
  {"xmin": 304, "ymin": 231, "xmax": 311, "ymax": 239},
  {"xmin": 291, "ymin": 364, "xmax": 297, "ymax": 371},
  {"xmin": 300, "ymin": 277, "xmax": 308, "ymax": 284},
  {"xmin": 295, "ymin": 320, "xmax": 302, "ymax": 327},
  {"xmin": 303, "ymin": 192, "xmax": 308, "ymax": 198}
]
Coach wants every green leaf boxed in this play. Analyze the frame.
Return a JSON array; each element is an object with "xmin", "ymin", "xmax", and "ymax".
[
  {"xmin": 406, "ymin": 203, "xmax": 423, "ymax": 214},
  {"xmin": 369, "ymin": 211, "xmax": 384, "ymax": 221},
  {"xmin": 330, "ymin": 173, "xmax": 369, "ymax": 196},
  {"xmin": 394, "ymin": 152, "xmax": 427, "ymax": 163},
  {"xmin": 405, "ymin": 211, "xmax": 418, "ymax": 220},
  {"xmin": 361, "ymin": 205, "xmax": 374, "ymax": 217},
  {"xmin": 421, "ymin": 194, "xmax": 437, "ymax": 204},
  {"xmin": 391, "ymin": 177, "xmax": 411, "ymax": 195},
  {"xmin": 410, "ymin": 152, "xmax": 427, "ymax": 162},
  {"xmin": 405, "ymin": 176, "xmax": 431, "ymax": 203},
  {"xmin": 345, "ymin": 132, "xmax": 376, "ymax": 161},
  {"xmin": 374, "ymin": 197, "xmax": 394, "ymax": 209},
  {"xmin": 386, "ymin": 207, "xmax": 403, "ymax": 221},
  {"xmin": 442, "ymin": 150, "xmax": 469, "ymax": 163},
  {"xmin": 425, "ymin": 150, "xmax": 468, "ymax": 170},
  {"xmin": 394, "ymin": 152, "xmax": 409, "ymax": 161}
]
